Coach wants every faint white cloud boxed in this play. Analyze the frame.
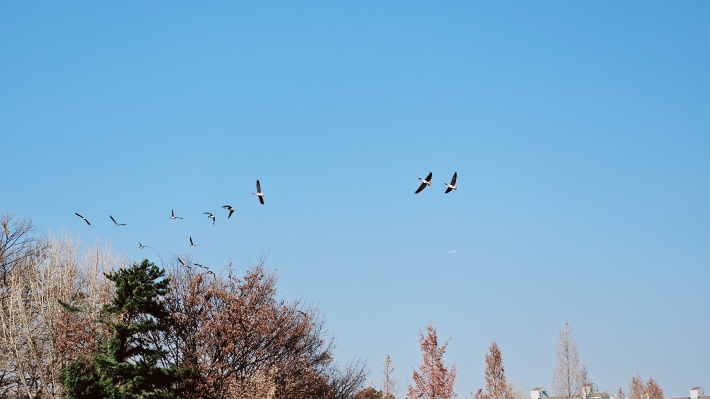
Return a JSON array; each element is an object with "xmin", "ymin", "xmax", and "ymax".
[{"xmin": 449, "ymin": 250, "xmax": 457, "ymax": 253}]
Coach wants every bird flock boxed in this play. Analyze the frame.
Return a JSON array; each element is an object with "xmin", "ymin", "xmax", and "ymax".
[
  {"xmin": 73, "ymin": 174, "xmax": 459, "ymax": 267},
  {"xmin": 415, "ymin": 171, "xmax": 457, "ymax": 194}
]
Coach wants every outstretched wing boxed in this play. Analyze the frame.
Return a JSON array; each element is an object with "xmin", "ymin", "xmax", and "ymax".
[
  {"xmin": 415, "ymin": 183, "xmax": 427, "ymax": 194},
  {"xmin": 259, "ymin": 196, "xmax": 264, "ymax": 205},
  {"xmin": 451, "ymin": 172, "xmax": 457, "ymax": 186},
  {"xmin": 228, "ymin": 209, "xmax": 234, "ymax": 219},
  {"xmin": 445, "ymin": 187, "xmax": 453, "ymax": 194},
  {"xmin": 110, "ymin": 215, "xmax": 116, "ymax": 224},
  {"xmin": 76, "ymin": 213, "xmax": 90, "ymax": 225},
  {"xmin": 222, "ymin": 205, "xmax": 231, "ymax": 209},
  {"xmin": 190, "ymin": 237, "xmax": 194, "ymax": 245},
  {"xmin": 171, "ymin": 209, "xmax": 175, "ymax": 216},
  {"xmin": 425, "ymin": 172, "xmax": 432, "ymax": 182},
  {"xmin": 256, "ymin": 179, "xmax": 261, "ymax": 193}
]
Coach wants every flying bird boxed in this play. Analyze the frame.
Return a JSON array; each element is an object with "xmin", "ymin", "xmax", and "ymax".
[
  {"xmin": 194, "ymin": 263, "xmax": 207, "ymax": 269},
  {"xmin": 415, "ymin": 172, "xmax": 433, "ymax": 194},
  {"xmin": 177, "ymin": 258, "xmax": 192, "ymax": 270},
  {"xmin": 206, "ymin": 270, "xmax": 215, "ymax": 276},
  {"xmin": 169, "ymin": 209, "xmax": 183, "ymax": 220},
  {"xmin": 110, "ymin": 215, "xmax": 126, "ymax": 226},
  {"xmin": 252, "ymin": 180, "xmax": 265, "ymax": 204},
  {"xmin": 75, "ymin": 213, "xmax": 91, "ymax": 225},
  {"xmin": 190, "ymin": 237, "xmax": 200, "ymax": 247},
  {"xmin": 222, "ymin": 205, "xmax": 235, "ymax": 219},
  {"xmin": 138, "ymin": 242, "xmax": 149, "ymax": 249},
  {"xmin": 203, "ymin": 212, "xmax": 215, "ymax": 225},
  {"xmin": 445, "ymin": 172, "xmax": 458, "ymax": 193}
]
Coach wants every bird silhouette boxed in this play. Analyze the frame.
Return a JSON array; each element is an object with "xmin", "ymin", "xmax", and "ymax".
[
  {"xmin": 415, "ymin": 172, "xmax": 433, "ymax": 194},
  {"xmin": 110, "ymin": 215, "xmax": 126, "ymax": 226},
  {"xmin": 203, "ymin": 212, "xmax": 215, "ymax": 225},
  {"xmin": 222, "ymin": 205, "xmax": 235, "ymax": 219},
  {"xmin": 253, "ymin": 180, "xmax": 265, "ymax": 204},
  {"xmin": 445, "ymin": 172, "xmax": 458, "ymax": 193},
  {"xmin": 75, "ymin": 213, "xmax": 90, "ymax": 225}
]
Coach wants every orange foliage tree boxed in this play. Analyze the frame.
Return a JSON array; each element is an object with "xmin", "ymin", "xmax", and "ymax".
[
  {"xmin": 150, "ymin": 257, "xmax": 366, "ymax": 399},
  {"xmin": 407, "ymin": 323, "xmax": 457, "ymax": 399},
  {"xmin": 629, "ymin": 373, "xmax": 663, "ymax": 399}
]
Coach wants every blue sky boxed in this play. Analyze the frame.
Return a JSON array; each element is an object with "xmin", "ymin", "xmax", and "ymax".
[{"xmin": 2, "ymin": 1, "xmax": 709, "ymax": 396}]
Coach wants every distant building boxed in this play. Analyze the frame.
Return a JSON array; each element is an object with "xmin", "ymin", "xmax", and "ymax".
[
  {"xmin": 530, "ymin": 384, "xmax": 617, "ymax": 399},
  {"xmin": 669, "ymin": 387, "xmax": 710, "ymax": 399},
  {"xmin": 532, "ymin": 388, "xmax": 549, "ymax": 399}
]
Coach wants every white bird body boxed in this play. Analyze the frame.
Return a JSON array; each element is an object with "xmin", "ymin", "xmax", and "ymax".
[
  {"xmin": 415, "ymin": 172, "xmax": 433, "ymax": 194},
  {"xmin": 253, "ymin": 180, "xmax": 265, "ymax": 204},
  {"xmin": 445, "ymin": 172, "xmax": 458, "ymax": 194},
  {"xmin": 203, "ymin": 212, "xmax": 215, "ymax": 225}
]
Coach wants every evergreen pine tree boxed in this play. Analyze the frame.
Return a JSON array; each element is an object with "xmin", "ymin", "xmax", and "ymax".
[{"xmin": 60, "ymin": 259, "xmax": 191, "ymax": 399}]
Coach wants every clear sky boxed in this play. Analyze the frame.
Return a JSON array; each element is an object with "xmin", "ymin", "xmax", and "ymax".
[{"xmin": 2, "ymin": 1, "xmax": 709, "ymax": 396}]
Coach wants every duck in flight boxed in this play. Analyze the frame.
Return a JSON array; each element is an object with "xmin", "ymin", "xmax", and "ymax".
[
  {"xmin": 445, "ymin": 172, "xmax": 458, "ymax": 193},
  {"xmin": 222, "ymin": 205, "xmax": 234, "ymax": 219},
  {"xmin": 138, "ymin": 242, "xmax": 149, "ymax": 249},
  {"xmin": 253, "ymin": 180, "xmax": 265, "ymax": 204},
  {"xmin": 169, "ymin": 209, "xmax": 183, "ymax": 220},
  {"xmin": 415, "ymin": 172, "xmax": 433, "ymax": 194},
  {"xmin": 203, "ymin": 212, "xmax": 216, "ymax": 225},
  {"xmin": 110, "ymin": 215, "xmax": 126, "ymax": 226},
  {"xmin": 190, "ymin": 237, "xmax": 200, "ymax": 247},
  {"xmin": 75, "ymin": 213, "xmax": 91, "ymax": 225}
]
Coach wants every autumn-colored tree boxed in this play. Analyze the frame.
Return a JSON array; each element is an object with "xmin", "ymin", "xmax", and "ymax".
[
  {"xmin": 152, "ymin": 257, "xmax": 367, "ymax": 399},
  {"xmin": 552, "ymin": 321, "xmax": 581, "ymax": 399},
  {"xmin": 629, "ymin": 373, "xmax": 663, "ymax": 399},
  {"xmin": 407, "ymin": 323, "xmax": 457, "ymax": 399},
  {"xmin": 484, "ymin": 341, "xmax": 508, "ymax": 399}
]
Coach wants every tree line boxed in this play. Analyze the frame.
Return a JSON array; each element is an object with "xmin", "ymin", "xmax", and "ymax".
[
  {"xmin": 360, "ymin": 321, "xmax": 665, "ymax": 399},
  {"xmin": 0, "ymin": 213, "xmax": 668, "ymax": 399},
  {"xmin": 0, "ymin": 213, "xmax": 366, "ymax": 398}
]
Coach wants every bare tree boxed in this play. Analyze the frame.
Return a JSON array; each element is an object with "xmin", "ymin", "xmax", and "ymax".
[
  {"xmin": 407, "ymin": 323, "xmax": 457, "ymax": 399},
  {"xmin": 0, "ymin": 232, "xmax": 120, "ymax": 398},
  {"xmin": 0, "ymin": 213, "xmax": 38, "ymax": 286},
  {"xmin": 381, "ymin": 354, "xmax": 399, "ymax": 399},
  {"xmin": 579, "ymin": 361, "xmax": 591, "ymax": 399},
  {"xmin": 552, "ymin": 321, "xmax": 581, "ymax": 399},
  {"xmin": 617, "ymin": 387, "xmax": 627, "ymax": 399},
  {"xmin": 329, "ymin": 359, "xmax": 370, "ymax": 399}
]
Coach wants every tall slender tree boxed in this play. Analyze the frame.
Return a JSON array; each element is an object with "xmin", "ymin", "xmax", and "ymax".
[
  {"xmin": 552, "ymin": 321, "xmax": 581, "ymax": 399},
  {"xmin": 60, "ymin": 259, "xmax": 190, "ymax": 399},
  {"xmin": 483, "ymin": 341, "xmax": 508, "ymax": 399},
  {"xmin": 407, "ymin": 323, "xmax": 457, "ymax": 399},
  {"xmin": 381, "ymin": 354, "xmax": 399, "ymax": 399}
]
